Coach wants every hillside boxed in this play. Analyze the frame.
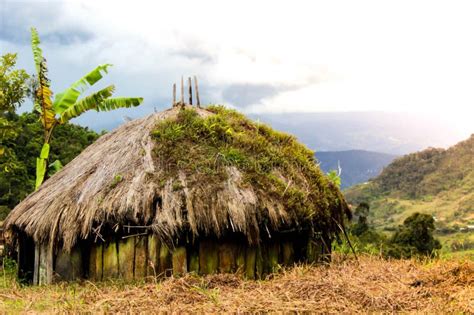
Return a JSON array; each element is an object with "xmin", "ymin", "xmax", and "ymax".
[
  {"xmin": 315, "ymin": 150, "xmax": 397, "ymax": 188},
  {"xmin": 345, "ymin": 135, "xmax": 474, "ymax": 233}
]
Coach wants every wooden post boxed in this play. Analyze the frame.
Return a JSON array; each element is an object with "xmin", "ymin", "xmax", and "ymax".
[
  {"xmin": 199, "ymin": 240, "xmax": 218, "ymax": 275},
  {"xmin": 194, "ymin": 76, "xmax": 201, "ymax": 108},
  {"xmin": 172, "ymin": 83, "xmax": 176, "ymax": 107},
  {"xmin": 102, "ymin": 241, "xmax": 119, "ymax": 279},
  {"xmin": 255, "ymin": 246, "xmax": 264, "ymax": 279},
  {"xmin": 188, "ymin": 245, "xmax": 200, "ymax": 274},
  {"xmin": 180, "ymin": 76, "xmax": 184, "ymax": 104},
  {"xmin": 188, "ymin": 77, "xmax": 192, "ymax": 105},
  {"xmin": 147, "ymin": 235, "xmax": 161, "ymax": 277},
  {"xmin": 245, "ymin": 246, "xmax": 256, "ymax": 279},
  {"xmin": 159, "ymin": 244, "xmax": 172, "ymax": 276},
  {"xmin": 236, "ymin": 245, "xmax": 246, "ymax": 274},
  {"xmin": 33, "ymin": 244, "xmax": 40, "ymax": 285},
  {"xmin": 134, "ymin": 236, "xmax": 148, "ymax": 278},
  {"xmin": 282, "ymin": 241, "xmax": 295, "ymax": 266},
  {"xmin": 172, "ymin": 247, "xmax": 187, "ymax": 276},
  {"xmin": 218, "ymin": 243, "xmax": 236, "ymax": 273},
  {"xmin": 118, "ymin": 237, "xmax": 135, "ymax": 280},
  {"xmin": 89, "ymin": 243, "xmax": 103, "ymax": 281},
  {"xmin": 38, "ymin": 244, "xmax": 53, "ymax": 284},
  {"xmin": 267, "ymin": 243, "xmax": 279, "ymax": 273}
]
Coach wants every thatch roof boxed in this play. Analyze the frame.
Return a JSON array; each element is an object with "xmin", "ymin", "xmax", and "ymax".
[{"xmin": 5, "ymin": 105, "xmax": 350, "ymax": 251}]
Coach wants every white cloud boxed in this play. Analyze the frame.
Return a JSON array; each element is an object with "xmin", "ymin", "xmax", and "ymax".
[{"xmin": 1, "ymin": 0, "xmax": 473, "ymax": 136}]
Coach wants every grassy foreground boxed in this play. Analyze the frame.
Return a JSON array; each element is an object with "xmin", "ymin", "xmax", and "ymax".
[{"xmin": 0, "ymin": 255, "xmax": 472, "ymax": 313}]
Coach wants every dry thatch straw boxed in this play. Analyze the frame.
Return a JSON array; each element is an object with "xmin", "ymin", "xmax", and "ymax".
[
  {"xmin": 5, "ymin": 105, "xmax": 349, "ymax": 251},
  {"xmin": 0, "ymin": 255, "xmax": 472, "ymax": 313}
]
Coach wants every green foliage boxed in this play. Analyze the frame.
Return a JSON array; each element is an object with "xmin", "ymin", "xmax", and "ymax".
[
  {"xmin": 0, "ymin": 53, "xmax": 30, "ymax": 113},
  {"xmin": 327, "ymin": 170, "xmax": 341, "ymax": 188},
  {"xmin": 351, "ymin": 202, "xmax": 370, "ymax": 237},
  {"xmin": 388, "ymin": 212, "xmax": 441, "ymax": 258},
  {"xmin": 339, "ymin": 207, "xmax": 442, "ymax": 259},
  {"xmin": 0, "ymin": 112, "xmax": 99, "ymax": 219},
  {"xmin": 29, "ymin": 28, "xmax": 143, "ymax": 188},
  {"xmin": 110, "ymin": 174, "xmax": 123, "ymax": 188},
  {"xmin": 345, "ymin": 135, "xmax": 474, "ymax": 238},
  {"xmin": 375, "ymin": 148, "xmax": 445, "ymax": 198},
  {"xmin": 0, "ymin": 53, "xmax": 30, "ymax": 160},
  {"xmin": 152, "ymin": 106, "xmax": 344, "ymax": 224}
]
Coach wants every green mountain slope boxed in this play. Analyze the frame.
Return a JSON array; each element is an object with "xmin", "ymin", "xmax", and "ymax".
[{"xmin": 345, "ymin": 135, "xmax": 474, "ymax": 231}]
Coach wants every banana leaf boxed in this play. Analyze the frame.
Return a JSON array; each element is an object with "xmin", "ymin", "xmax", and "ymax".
[
  {"xmin": 31, "ymin": 28, "xmax": 43, "ymax": 74},
  {"xmin": 53, "ymin": 64, "xmax": 112, "ymax": 115}
]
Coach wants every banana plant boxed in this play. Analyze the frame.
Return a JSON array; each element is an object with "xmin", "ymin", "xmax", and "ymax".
[{"xmin": 31, "ymin": 28, "xmax": 143, "ymax": 189}]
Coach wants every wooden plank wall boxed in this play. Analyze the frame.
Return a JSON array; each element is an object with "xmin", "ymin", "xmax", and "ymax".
[{"xmin": 64, "ymin": 233, "xmax": 327, "ymax": 281}]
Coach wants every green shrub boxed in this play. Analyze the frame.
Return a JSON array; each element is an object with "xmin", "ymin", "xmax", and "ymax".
[{"xmin": 387, "ymin": 212, "xmax": 441, "ymax": 258}]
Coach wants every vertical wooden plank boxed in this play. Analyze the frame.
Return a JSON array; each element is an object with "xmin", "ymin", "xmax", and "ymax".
[
  {"xmin": 46, "ymin": 245, "xmax": 53, "ymax": 285},
  {"xmin": 281, "ymin": 241, "xmax": 295, "ymax": 266},
  {"xmin": 172, "ymin": 83, "xmax": 176, "ymax": 106},
  {"xmin": 134, "ymin": 236, "xmax": 148, "ymax": 279},
  {"xmin": 39, "ymin": 245, "xmax": 46, "ymax": 285},
  {"xmin": 245, "ymin": 246, "xmax": 256, "ymax": 279},
  {"xmin": 102, "ymin": 241, "xmax": 119, "ymax": 279},
  {"xmin": 33, "ymin": 244, "xmax": 40, "ymax": 285},
  {"xmin": 55, "ymin": 246, "xmax": 83, "ymax": 281},
  {"xmin": 38, "ymin": 244, "xmax": 52, "ymax": 285},
  {"xmin": 194, "ymin": 76, "xmax": 200, "ymax": 107},
  {"xmin": 188, "ymin": 77, "xmax": 192, "ymax": 105},
  {"xmin": 267, "ymin": 243, "xmax": 279, "ymax": 273},
  {"xmin": 89, "ymin": 243, "xmax": 103, "ymax": 281},
  {"xmin": 199, "ymin": 240, "xmax": 218, "ymax": 275},
  {"xmin": 172, "ymin": 246, "xmax": 187, "ymax": 276},
  {"xmin": 187, "ymin": 244, "xmax": 199, "ymax": 274},
  {"xmin": 218, "ymin": 242, "xmax": 235, "ymax": 273},
  {"xmin": 235, "ymin": 244, "xmax": 246, "ymax": 274},
  {"xmin": 118, "ymin": 237, "xmax": 135, "ymax": 280},
  {"xmin": 159, "ymin": 243, "xmax": 172, "ymax": 276},
  {"xmin": 147, "ymin": 235, "xmax": 161, "ymax": 277},
  {"xmin": 255, "ymin": 246, "xmax": 264, "ymax": 279},
  {"xmin": 180, "ymin": 76, "xmax": 184, "ymax": 104}
]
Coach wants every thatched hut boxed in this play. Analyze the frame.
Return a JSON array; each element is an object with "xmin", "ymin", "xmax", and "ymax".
[{"xmin": 4, "ymin": 104, "xmax": 350, "ymax": 284}]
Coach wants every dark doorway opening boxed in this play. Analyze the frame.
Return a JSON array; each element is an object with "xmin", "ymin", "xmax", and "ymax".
[{"xmin": 17, "ymin": 233, "xmax": 35, "ymax": 284}]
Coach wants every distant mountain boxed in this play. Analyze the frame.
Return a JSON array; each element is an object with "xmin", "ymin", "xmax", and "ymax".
[
  {"xmin": 251, "ymin": 111, "xmax": 467, "ymax": 155},
  {"xmin": 315, "ymin": 150, "xmax": 397, "ymax": 189},
  {"xmin": 345, "ymin": 135, "xmax": 474, "ymax": 231}
]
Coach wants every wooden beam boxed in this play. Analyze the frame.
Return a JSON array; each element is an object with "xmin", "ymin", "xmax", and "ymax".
[
  {"xmin": 188, "ymin": 77, "xmax": 192, "ymax": 105},
  {"xmin": 194, "ymin": 76, "xmax": 201, "ymax": 107},
  {"xmin": 172, "ymin": 83, "xmax": 176, "ymax": 107},
  {"xmin": 33, "ymin": 244, "xmax": 40, "ymax": 285},
  {"xmin": 180, "ymin": 76, "xmax": 184, "ymax": 104}
]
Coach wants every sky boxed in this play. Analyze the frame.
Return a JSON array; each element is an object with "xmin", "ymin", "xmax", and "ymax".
[{"xmin": 1, "ymin": 0, "xmax": 473, "ymax": 138}]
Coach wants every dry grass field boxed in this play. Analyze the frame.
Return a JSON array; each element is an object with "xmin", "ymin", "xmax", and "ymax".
[{"xmin": 0, "ymin": 255, "xmax": 472, "ymax": 313}]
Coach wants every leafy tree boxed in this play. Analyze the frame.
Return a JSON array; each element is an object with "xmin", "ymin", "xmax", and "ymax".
[
  {"xmin": 0, "ymin": 53, "xmax": 30, "ymax": 157},
  {"xmin": 0, "ymin": 111, "xmax": 99, "ymax": 219},
  {"xmin": 388, "ymin": 212, "xmax": 441, "ymax": 258},
  {"xmin": 351, "ymin": 202, "xmax": 370, "ymax": 236},
  {"xmin": 0, "ymin": 53, "xmax": 29, "ymax": 112},
  {"xmin": 30, "ymin": 28, "xmax": 143, "ymax": 189}
]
